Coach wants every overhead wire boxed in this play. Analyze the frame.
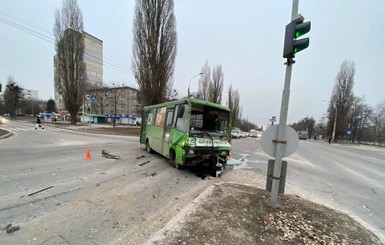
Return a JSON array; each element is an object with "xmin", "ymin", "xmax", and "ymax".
[{"xmin": 0, "ymin": 12, "xmax": 134, "ymax": 78}]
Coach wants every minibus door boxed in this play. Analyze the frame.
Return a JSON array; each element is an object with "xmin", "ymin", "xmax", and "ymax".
[{"xmin": 162, "ymin": 109, "xmax": 174, "ymax": 157}]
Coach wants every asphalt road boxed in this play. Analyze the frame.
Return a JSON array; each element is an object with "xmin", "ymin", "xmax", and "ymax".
[
  {"xmin": 230, "ymin": 137, "xmax": 385, "ymax": 242},
  {"xmin": 0, "ymin": 121, "xmax": 224, "ymax": 244},
  {"xmin": 1, "ymin": 121, "xmax": 384, "ymax": 243},
  {"xmin": 0, "ymin": 121, "xmax": 136, "ymax": 223}
]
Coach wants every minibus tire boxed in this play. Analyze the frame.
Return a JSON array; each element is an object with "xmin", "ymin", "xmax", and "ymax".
[
  {"xmin": 146, "ymin": 140, "xmax": 153, "ymax": 153},
  {"xmin": 170, "ymin": 150, "xmax": 182, "ymax": 170}
]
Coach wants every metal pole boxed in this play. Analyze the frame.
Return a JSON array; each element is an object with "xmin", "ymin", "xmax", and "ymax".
[
  {"xmin": 270, "ymin": 0, "xmax": 298, "ymax": 204},
  {"xmin": 247, "ymin": 115, "xmax": 249, "ymax": 132},
  {"xmin": 89, "ymin": 100, "xmax": 92, "ymax": 128},
  {"xmin": 331, "ymin": 105, "xmax": 337, "ymax": 142},
  {"xmin": 188, "ymin": 73, "xmax": 202, "ymax": 98}
]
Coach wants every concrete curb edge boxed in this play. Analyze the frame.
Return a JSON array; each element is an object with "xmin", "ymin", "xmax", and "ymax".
[{"xmin": 144, "ymin": 183, "xmax": 220, "ymax": 244}]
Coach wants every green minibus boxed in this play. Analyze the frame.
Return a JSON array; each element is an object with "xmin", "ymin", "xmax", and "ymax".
[{"xmin": 140, "ymin": 98, "xmax": 232, "ymax": 176}]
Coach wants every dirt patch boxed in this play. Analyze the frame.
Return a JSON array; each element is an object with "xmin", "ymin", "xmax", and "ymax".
[{"xmin": 155, "ymin": 183, "xmax": 382, "ymax": 245}]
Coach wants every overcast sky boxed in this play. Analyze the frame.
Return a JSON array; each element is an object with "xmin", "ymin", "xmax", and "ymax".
[{"xmin": 1, "ymin": 0, "xmax": 384, "ymax": 126}]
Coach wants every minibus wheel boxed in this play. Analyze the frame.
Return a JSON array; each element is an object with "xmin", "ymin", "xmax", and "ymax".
[
  {"xmin": 170, "ymin": 150, "xmax": 182, "ymax": 170},
  {"xmin": 146, "ymin": 140, "xmax": 153, "ymax": 153}
]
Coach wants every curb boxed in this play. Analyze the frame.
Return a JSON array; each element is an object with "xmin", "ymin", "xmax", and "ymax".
[
  {"xmin": 0, "ymin": 130, "xmax": 13, "ymax": 139},
  {"xmin": 144, "ymin": 183, "xmax": 219, "ymax": 244},
  {"xmin": 144, "ymin": 181, "xmax": 258, "ymax": 244}
]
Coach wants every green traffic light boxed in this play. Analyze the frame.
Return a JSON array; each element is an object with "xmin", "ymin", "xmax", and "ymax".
[
  {"xmin": 295, "ymin": 21, "xmax": 311, "ymax": 39},
  {"xmin": 293, "ymin": 38, "xmax": 309, "ymax": 54},
  {"xmin": 283, "ymin": 19, "xmax": 311, "ymax": 59}
]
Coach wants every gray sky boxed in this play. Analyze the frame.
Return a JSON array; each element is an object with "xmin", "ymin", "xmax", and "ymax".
[{"xmin": 1, "ymin": 0, "xmax": 384, "ymax": 127}]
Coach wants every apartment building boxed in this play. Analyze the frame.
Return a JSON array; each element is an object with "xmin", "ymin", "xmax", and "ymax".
[
  {"xmin": 54, "ymin": 31, "xmax": 103, "ymax": 111},
  {"xmin": 87, "ymin": 86, "xmax": 142, "ymax": 118}
]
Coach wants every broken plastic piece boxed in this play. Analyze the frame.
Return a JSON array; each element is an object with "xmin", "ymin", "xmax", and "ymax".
[
  {"xmin": 101, "ymin": 150, "xmax": 121, "ymax": 159},
  {"xmin": 6, "ymin": 225, "xmax": 20, "ymax": 234}
]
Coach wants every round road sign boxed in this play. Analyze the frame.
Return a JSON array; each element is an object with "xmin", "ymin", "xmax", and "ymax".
[{"xmin": 260, "ymin": 125, "xmax": 299, "ymax": 158}]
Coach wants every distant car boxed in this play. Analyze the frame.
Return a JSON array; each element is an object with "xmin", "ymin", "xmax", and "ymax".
[
  {"xmin": 0, "ymin": 116, "xmax": 6, "ymax": 124},
  {"xmin": 249, "ymin": 129, "xmax": 258, "ymax": 138},
  {"xmin": 297, "ymin": 130, "xmax": 309, "ymax": 140},
  {"xmin": 257, "ymin": 131, "xmax": 263, "ymax": 138},
  {"xmin": 240, "ymin": 132, "xmax": 247, "ymax": 138},
  {"xmin": 231, "ymin": 129, "xmax": 241, "ymax": 139}
]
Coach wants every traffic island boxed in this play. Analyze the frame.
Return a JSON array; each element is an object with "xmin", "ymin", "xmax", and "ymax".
[
  {"xmin": 0, "ymin": 129, "xmax": 13, "ymax": 139},
  {"xmin": 148, "ymin": 182, "xmax": 382, "ymax": 245}
]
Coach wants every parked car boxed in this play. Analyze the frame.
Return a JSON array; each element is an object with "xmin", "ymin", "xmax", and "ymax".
[
  {"xmin": 240, "ymin": 132, "xmax": 247, "ymax": 138},
  {"xmin": 231, "ymin": 129, "xmax": 241, "ymax": 139}
]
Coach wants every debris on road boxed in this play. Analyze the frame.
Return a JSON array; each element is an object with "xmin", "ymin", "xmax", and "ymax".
[
  {"xmin": 138, "ymin": 160, "xmax": 151, "ymax": 166},
  {"xmin": 96, "ymin": 172, "xmax": 106, "ymax": 175},
  {"xmin": 136, "ymin": 155, "xmax": 145, "ymax": 159},
  {"xmin": 142, "ymin": 172, "xmax": 157, "ymax": 177},
  {"xmin": 101, "ymin": 150, "xmax": 121, "ymax": 159},
  {"xmin": 1, "ymin": 224, "xmax": 20, "ymax": 234},
  {"xmin": 6, "ymin": 225, "xmax": 20, "ymax": 234},
  {"xmin": 27, "ymin": 186, "xmax": 54, "ymax": 197},
  {"xmin": 226, "ymin": 158, "xmax": 242, "ymax": 166},
  {"xmin": 0, "ymin": 224, "xmax": 11, "ymax": 234}
]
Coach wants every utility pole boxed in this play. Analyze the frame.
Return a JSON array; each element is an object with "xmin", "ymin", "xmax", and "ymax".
[
  {"xmin": 331, "ymin": 104, "xmax": 337, "ymax": 142},
  {"xmin": 270, "ymin": 0, "xmax": 311, "ymax": 204},
  {"xmin": 187, "ymin": 72, "xmax": 202, "ymax": 98}
]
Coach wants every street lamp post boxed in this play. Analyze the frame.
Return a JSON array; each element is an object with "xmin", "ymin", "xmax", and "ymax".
[
  {"xmin": 187, "ymin": 72, "xmax": 203, "ymax": 98},
  {"xmin": 331, "ymin": 104, "xmax": 337, "ymax": 143}
]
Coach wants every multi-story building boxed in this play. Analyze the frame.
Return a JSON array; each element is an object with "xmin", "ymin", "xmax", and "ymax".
[
  {"xmin": 83, "ymin": 31, "xmax": 103, "ymax": 87},
  {"xmin": 87, "ymin": 86, "xmax": 142, "ymax": 118},
  {"xmin": 22, "ymin": 88, "xmax": 38, "ymax": 100},
  {"xmin": 54, "ymin": 31, "xmax": 103, "ymax": 111},
  {"xmin": 54, "ymin": 30, "xmax": 142, "ymax": 122}
]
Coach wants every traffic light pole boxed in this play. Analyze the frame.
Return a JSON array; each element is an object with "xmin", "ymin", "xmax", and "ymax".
[{"xmin": 270, "ymin": 0, "xmax": 299, "ymax": 204}]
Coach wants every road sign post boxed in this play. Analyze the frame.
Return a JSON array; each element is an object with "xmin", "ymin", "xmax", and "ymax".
[
  {"xmin": 266, "ymin": 160, "xmax": 287, "ymax": 194},
  {"xmin": 270, "ymin": 0, "xmax": 311, "ymax": 204},
  {"xmin": 270, "ymin": 116, "xmax": 277, "ymax": 125}
]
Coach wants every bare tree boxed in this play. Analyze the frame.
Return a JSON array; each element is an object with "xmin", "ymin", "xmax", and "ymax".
[
  {"xmin": 106, "ymin": 86, "xmax": 123, "ymax": 127},
  {"xmin": 327, "ymin": 60, "xmax": 355, "ymax": 141},
  {"xmin": 209, "ymin": 64, "xmax": 224, "ymax": 104},
  {"xmin": 348, "ymin": 96, "xmax": 372, "ymax": 143},
  {"xmin": 197, "ymin": 60, "xmax": 211, "ymax": 101},
  {"xmin": 239, "ymin": 106, "xmax": 243, "ymax": 128},
  {"xmin": 54, "ymin": 0, "xmax": 86, "ymax": 125},
  {"xmin": 0, "ymin": 95, "xmax": 4, "ymax": 116},
  {"xmin": 227, "ymin": 85, "xmax": 240, "ymax": 128},
  {"xmin": 132, "ymin": 0, "xmax": 177, "ymax": 106},
  {"xmin": 371, "ymin": 100, "xmax": 385, "ymax": 143}
]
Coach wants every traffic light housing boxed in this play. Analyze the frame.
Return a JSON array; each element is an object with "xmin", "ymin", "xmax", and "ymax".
[{"xmin": 283, "ymin": 17, "xmax": 311, "ymax": 59}]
